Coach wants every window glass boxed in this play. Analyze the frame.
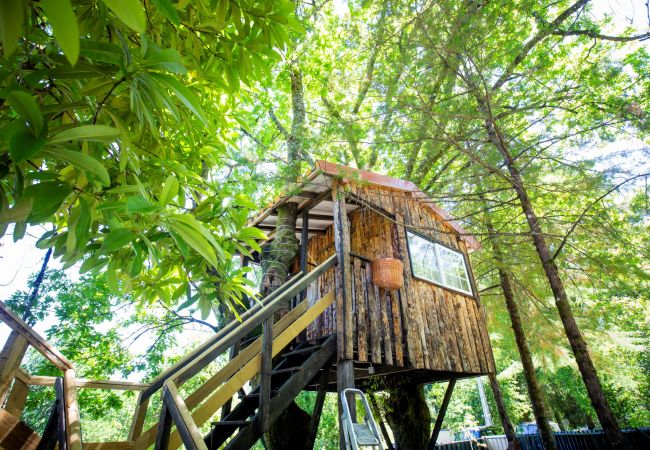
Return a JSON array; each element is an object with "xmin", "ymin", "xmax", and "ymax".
[{"xmin": 407, "ymin": 231, "xmax": 472, "ymax": 295}]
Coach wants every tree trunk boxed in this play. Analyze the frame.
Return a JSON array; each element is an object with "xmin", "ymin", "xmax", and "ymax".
[
  {"xmin": 384, "ymin": 385, "xmax": 431, "ymax": 450},
  {"xmin": 483, "ymin": 114, "xmax": 626, "ymax": 450},
  {"xmin": 488, "ymin": 373, "xmax": 522, "ymax": 450}
]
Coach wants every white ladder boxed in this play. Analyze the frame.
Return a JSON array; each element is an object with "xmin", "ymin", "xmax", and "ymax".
[{"xmin": 340, "ymin": 388, "xmax": 383, "ymax": 450}]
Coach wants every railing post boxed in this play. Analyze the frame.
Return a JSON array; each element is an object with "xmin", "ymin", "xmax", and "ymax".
[
  {"xmin": 129, "ymin": 391, "xmax": 149, "ymax": 441},
  {"xmin": 4, "ymin": 376, "xmax": 28, "ymax": 417},
  {"xmin": 428, "ymin": 378, "xmax": 457, "ymax": 450},
  {"xmin": 259, "ymin": 317, "xmax": 273, "ymax": 434},
  {"xmin": 63, "ymin": 369, "xmax": 83, "ymax": 450}
]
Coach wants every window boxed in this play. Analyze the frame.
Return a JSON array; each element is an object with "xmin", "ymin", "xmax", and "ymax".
[{"xmin": 406, "ymin": 231, "xmax": 473, "ymax": 295}]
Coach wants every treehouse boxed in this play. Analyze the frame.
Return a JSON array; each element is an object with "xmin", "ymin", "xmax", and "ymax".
[{"xmin": 0, "ymin": 161, "xmax": 495, "ymax": 450}]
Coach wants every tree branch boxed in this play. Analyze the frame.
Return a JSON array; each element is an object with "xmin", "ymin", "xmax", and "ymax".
[{"xmin": 551, "ymin": 29, "xmax": 650, "ymax": 42}]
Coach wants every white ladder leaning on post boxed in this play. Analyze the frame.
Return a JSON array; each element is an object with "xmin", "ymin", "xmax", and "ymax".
[{"xmin": 340, "ymin": 388, "xmax": 384, "ymax": 450}]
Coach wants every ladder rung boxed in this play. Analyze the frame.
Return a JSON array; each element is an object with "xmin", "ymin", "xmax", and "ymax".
[
  {"xmin": 281, "ymin": 346, "xmax": 320, "ymax": 358},
  {"xmin": 272, "ymin": 367, "xmax": 299, "ymax": 375}
]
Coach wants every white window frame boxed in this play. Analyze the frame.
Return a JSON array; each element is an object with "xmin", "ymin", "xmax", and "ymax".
[{"xmin": 406, "ymin": 230, "xmax": 474, "ymax": 296}]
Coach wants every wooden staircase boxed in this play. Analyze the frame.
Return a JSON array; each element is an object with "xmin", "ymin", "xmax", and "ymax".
[{"xmin": 0, "ymin": 253, "xmax": 338, "ymax": 450}]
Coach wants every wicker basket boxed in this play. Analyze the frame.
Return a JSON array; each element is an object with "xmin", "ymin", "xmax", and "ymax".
[{"xmin": 371, "ymin": 258, "xmax": 404, "ymax": 291}]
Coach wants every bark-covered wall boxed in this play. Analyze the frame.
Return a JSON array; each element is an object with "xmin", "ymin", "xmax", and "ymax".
[{"xmin": 302, "ymin": 183, "xmax": 495, "ymax": 374}]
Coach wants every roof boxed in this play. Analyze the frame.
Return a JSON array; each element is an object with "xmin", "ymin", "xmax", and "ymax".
[{"xmin": 250, "ymin": 160, "xmax": 480, "ymax": 250}]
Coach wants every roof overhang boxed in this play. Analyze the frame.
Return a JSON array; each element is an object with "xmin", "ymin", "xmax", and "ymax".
[{"xmin": 248, "ymin": 161, "xmax": 480, "ymax": 250}]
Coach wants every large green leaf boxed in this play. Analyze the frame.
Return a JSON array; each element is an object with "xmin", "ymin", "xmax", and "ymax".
[
  {"xmin": 102, "ymin": 228, "xmax": 135, "ymax": 251},
  {"xmin": 0, "ymin": 0, "xmax": 24, "ymax": 56},
  {"xmin": 152, "ymin": 0, "xmax": 180, "ymax": 26},
  {"xmin": 0, "ymin": 198, "xmax": 33, "ymax": 224},
  {"xmin": 101, "ymin": 0, "xmax": 146, "ymax": 33},
  {"xmin": 9, "ymin": 130, "xmax": 47, "ymax": 163},
  {"xmin": 168, "ymin": 220, "xmax": 220, "ymax": 269},
  {"xmin": 43, "ymin": 148, "xmax": 111, "ymax": 187},
  {"xmin": 159, "ymin": 175, "xmax": 179, "ymax": 206},
  {"xmin": 149, "ymin": 73, "xmax": 209, "ymax": 126},
  {"xmin": 50, "ymin": 125, "xmax": 120, "ymax": 144},
  {"xmin": 126, "ymin": 195, "xmax": 160, "ymax": 214},
  {"xmin": 40, "ymin": 0, "xmax": 79, "ymax": 65},
  {"xmin": 22, "ymin": 181, "xmax": 72, "ymax": 223},
  {"xmin": 7, "ymin": 91, "xmax": 43, "ymax": 135}
]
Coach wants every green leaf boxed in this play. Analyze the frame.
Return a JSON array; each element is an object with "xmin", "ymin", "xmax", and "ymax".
[
  {"xmin": 41, "ymin": 0, "xmax": 80, "ymax": 65},
  {"xmin": 75, "ymin": 198, "xmax": 91, "ymax": 249},
  {"xmin": 149, "ymin": 73, "xmax": 209, "ymax": 126},
  {"xmin": 102, "ymin": 228, "xmax": 135, "ymax": 251},
  {"xmin": 22, "ymin": 181, "xmax": 72, "ymax": 223},
  {"xmin": 12, "ymin": 221, "xmax": 26, "ymax": 241},
  {"xmin": 214, "ymin": 0, "xmax": 229, "ymax": 31},
  {"xmin": 9, "ymin": 130, "xmax": 47, "ymax": 163},
  {"xmin": 7, "ymin": 91, "xmax": 43, "ymax": 134},
  {"xmin": 159, "ymin": 175, "xmax": 179, "ymax": 205},
  {"xmin": 238, "ymin": 226, "xmax": 268, "ymax": 241},
  {"xmin": 144, "ymin": 48, "xmax": 187, "ymax": 74},
  {"xmin": 126, "ymin": 195, "xmax": 160, "ymax": 214},
  {"xmin": 168, "ymin": 220, "xmax": 220, "ymax": 269},
  {"xmin": 50, "ymin": 125, "xmax": 120, "ymax": 144},
  {"xmin": 168, "ymin": 214, "xmax": 225, "ymax": 259},
  {"xmin": 43, "ymin": 148, "xmax": 111, "ymax": 187},
  {"xmin": 198, "ymin": 296, "xmax": 211, "ymax": 320},
  {"xmin": 152, "ymin": 0, "xmax": 180, "ymax": 26},
  {"xmin": 0, "ymin": 0, "xmax": 24, "ymax": 57},
  {"xmin": 106, "ymin": 261, "xmax": 119, "ymax": 293},
  {"xmin": 101, "ymin": 0, "xmax": 146, "ymax": 33}
]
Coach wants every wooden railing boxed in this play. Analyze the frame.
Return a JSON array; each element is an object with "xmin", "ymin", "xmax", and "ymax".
[
  {"xmin": 0, "ymin": 253, "xmax": 337, "ymax": 450},
  {"xmin": 139, "ymin": 254, "xmax": 338, "ymax": 450}
]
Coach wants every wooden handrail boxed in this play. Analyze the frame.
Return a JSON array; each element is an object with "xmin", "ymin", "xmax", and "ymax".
[
  {"xmin": 138, "ymin": 264, "xmax": 310, "ymax": 403},
  {"xmin": 161, "ymin": 381, "xmax": 208, "ymax": 450},
  {"xmin": 0, "ymin": 301, "xmax": 74, "ymax": 370},
  {"xmin": 16, "ymin": 369, "xmax": 151, "ymax": 391},
  {"xmin": 138, "ymin": 290, "xmax": 335, "ymax": 450}
]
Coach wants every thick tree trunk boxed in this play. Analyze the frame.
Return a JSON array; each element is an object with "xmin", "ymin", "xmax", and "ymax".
[
  {"xmin": 483, "ymin": 116, "xmax": 626, "ymax": 450},
  {"xmin": 488, "ymin": 373, "xmax": 522, "ymax": 450},
  {"xmin": 384, "ymin": 385, "xmax": 431, "ymax": 450}
]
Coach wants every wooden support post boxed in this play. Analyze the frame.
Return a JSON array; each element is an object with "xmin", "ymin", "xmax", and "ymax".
[
  {"xmin": 306, "ymin": 363, "xmax": 331, "ymax": 450},
  {"xmin": 55, "ymin": 377, "xmax": 68, "ymax": 450},
  {"xmin": 300, "ymin": 210, "xmax": 309, "ymax": 303},
  {"xmin": 163, "ymin": 382, "xmax": 208, "ymax": 450},
  {"xmin": 427, "ymin": 379, "xmax": 456, "ymax": 450},
  {"xmin": 0, "ymin": 331, "xmax": 29, "ymax": 403},
  {"xmin": 259, "ymin": 318, "xmax": 273, "ymax": 434},
  {"xmin": 5, "ymin": 377, "xmax": 29, "ymax": 418},
  {"xmin": 64, "ymin": 369, "xmax": 83, "ymax": 450},
  {"xmin": 155, "ymin": 402, "xmax": 173, "ymax": 450},
  {"xmin": 40, "ymin": 397, "xmax": 60, "ymax": 450},
  {"xmin": 128, "ymin": 391, "xmax": 149, "ymax": 441},
  {"xmin": 220, "ymin": 340, "xmax": 241, "ymax": 418},
  {"xmin": 332, "ymin": 180, "xmax": 355, "ymax": 450}
]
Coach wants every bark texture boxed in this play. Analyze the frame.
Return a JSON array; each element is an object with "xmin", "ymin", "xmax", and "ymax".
[
  {"xmin": 266, "ymin": 401, "xmax": 311, "ymax": 450},
  {"xmin": 384, "ymin": 385, "xmax": 431, "ymax": 450}
]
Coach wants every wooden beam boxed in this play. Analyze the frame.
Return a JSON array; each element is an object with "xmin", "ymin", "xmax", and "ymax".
[
  {"xmin": 128, "ymin": 392, "xmax": 148, "ymax": 441},
  {"xmin": 257, "ymin": 224, "xmax": 326, "ymax": 234},
  {"xmin": 56, "ymin": 377, "xmax": 67, "ymax": 450},
  {"xmin": 154, "ymin": 404, "xmax": 172, "ymax": 450},
  {"xmin": 306, "ymin": 363, "xmax": 331, "ymax": 450},
  {"xmin": 26, "ymin": 376, "xmax": 150, "ymax": 391},
  {"xmin": 83, "ymin": 443, "xmax": 135, "ymax": 450},
  {"xmin": 39, "ymin": 397, "xmax": 60, "ymax": 450},
  {"xmin": 0, "ymin": 332, "xmax": 29, "ymax": 402},
  {"xmin": 258, "ymin": 318, "xmax": 273, "ymax": 434},
  {"xmin": 5, "ymin": 377, "xmax": 29, "ymax": 418},
  {"xmin": 332, "ymin": 180, "xmax": 356, "ymax": 450},
  {"xmin": 64, "ymin": 369, "xmax": 83, "ymax": 450},
  {"xmin": 163, "ymin": 381, "xmax": 208, "ymax": 450},
  {"xmin": 0, "ymin": 408, "xmax": 40, "ymax": 449},
  {"xmin": 0, "ymin": 302, "xmax": 74, "ymax": 370},
  {"xmin": 427, "ymin": 379, "xmax": 456, "ymax": 450}
]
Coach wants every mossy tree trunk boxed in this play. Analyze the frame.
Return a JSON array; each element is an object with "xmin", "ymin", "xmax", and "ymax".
[{"xmin": 384, "ymin": 385, "xmax": 431, "ymax": 450}]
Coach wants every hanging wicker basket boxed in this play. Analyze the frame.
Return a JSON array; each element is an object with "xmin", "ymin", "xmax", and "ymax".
[{"xmin": 371, "ymin": 258, "xmax": 404, "ymax": 291}]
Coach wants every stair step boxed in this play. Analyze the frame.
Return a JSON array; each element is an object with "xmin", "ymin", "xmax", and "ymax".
[
  {"xmin": 272, "ymin": 366, "xmax": 300, "ymax": 375},
  {"xmin": 238, "ymin": 390, "xmax": 279, "ymax": 400},
  {"xmin": 211, "ymin": 420, "xmax": 252, "ymax": 427},
  {"xmin": 281, "ymin": 345, "xmax": 320, "ymax": 358}
]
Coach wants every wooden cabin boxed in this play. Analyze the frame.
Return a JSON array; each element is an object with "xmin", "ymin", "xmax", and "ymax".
[
  {"xmin": 0, "ymin": 161, "xmax": 496, "ymax": 450},
  {"xmin": 250, "ymin": 160, "xmax": 496, "ymax": 390}
]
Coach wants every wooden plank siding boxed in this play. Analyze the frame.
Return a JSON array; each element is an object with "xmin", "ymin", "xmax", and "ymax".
[{"xmin": 301, "ymin": 183, "xmax": 495, "ymax": 374}]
